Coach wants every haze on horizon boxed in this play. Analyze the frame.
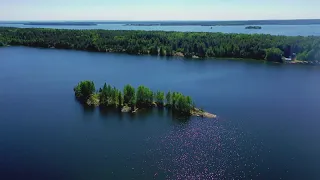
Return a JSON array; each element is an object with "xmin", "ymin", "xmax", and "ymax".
[{"xmin": 0, "ymin": 0, "xmax": 319, "ymax": 21}]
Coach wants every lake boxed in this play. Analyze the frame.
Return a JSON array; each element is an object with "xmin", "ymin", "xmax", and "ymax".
[
  {"xmin": 0, "ymin": 47, "xmax": 320, "ymax": 180},
  {"xmin": 1, "ymin": 23, "xmax": 320, "ymax": 36}
]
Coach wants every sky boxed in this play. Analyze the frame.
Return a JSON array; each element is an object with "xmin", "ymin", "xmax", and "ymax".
[{"xmin": 0, "ymin": 0, "xmax": 319, "ymax": 21}]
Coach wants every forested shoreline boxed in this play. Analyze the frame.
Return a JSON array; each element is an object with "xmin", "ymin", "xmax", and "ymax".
[
  {"xmin": 0, "ymin": 27, "xmax": 320, "ymax": 62},
  {"xmin": 74, "ymin": 81, "xmax": 215, "ymax": 118}
]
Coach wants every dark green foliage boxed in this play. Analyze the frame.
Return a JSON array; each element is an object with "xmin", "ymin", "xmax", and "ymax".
[
  {"xmin": 111, "ymin": 86, "xmax": 118, "ymax": 106},
  {"xmin": 99, "ymin": 83, "xmax": 121, "ymax": 107},
  {"xmin": 186, "ymin": 96, "xmax": 194, "ymax": 108},
  {"xmin": 123, "ymin": 84, "xmax": 136, "ymax": 106},
  {"xmin": 172, "ymin": 92, "xmax": 178, "ymax": 107},
  {"xmin": 245, "ymin": 26, "xmax": 262, "ymax": 29},
  {"xmin": 73, "ymin": 81, "xmax": 95, "ymax": 100},
  {"xmin": 114, "ymin": 89, "xmax": 121, "ymax": 107},
  {"xmin": 306, "ymin": 49, "xmax": 320, "ymax": 61},
  {"xmin": 171, "ymin": 92, "xmax": 194, "ymax": 115},
  {"xmin": 87, "ymin": 93, "xmax": 100, "ymax": 106},
  {"xmin": 297, "ymin": 51, "xmax": 308, "ymax": 61},
  {"xmin": 265, "ymin": 48, "xmax": 283, "ymax": 62},
  {"xmin": 118, "ymin": 91, "xmax": 124, "ymax": 107},
  {"xmin": 166, "ymin": 91, "xmax": 172, "ymax": 107},
  {"xmin": 159, "ymin": 47, "xmax": 166, "ymax": 56},
  {"xmin": 74, "ymin": 81, "xmax": 195, "ymax": 115},
  {"xmin": 155, "ymin": 91, "xmax": 165, "ymax": 107},
  {"xmin": 99, "ymin": 83, "xmax": 109, "ymax": 106},
  {"xmin": 1, "ymin": 27, "xmax": 320, "ymax": 61},
  {"xmin": 136, "ymin": 85, "xmax": 154, "ymax": 108}
]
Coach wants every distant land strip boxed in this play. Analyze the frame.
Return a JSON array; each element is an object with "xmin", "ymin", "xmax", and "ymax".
[
  {"xmin": 23, "ymin": 22, "xmax": 98, "ymax": 26},
  {"xmin": 124, "ymin": 19, "xmax": 320, "ymax": 26},
  {"xmin": 1, "ymin": 19, "xmax": 320, "ymax": 26}
]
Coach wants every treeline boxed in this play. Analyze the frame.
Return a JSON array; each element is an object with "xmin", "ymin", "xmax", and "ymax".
[
  {"xmin": 0, "ymin": 27, "xmax": 319, "ymax": 61},
  {"xmin": 74, "ymin": 81, "xmax": 195, "ymax": 115}
]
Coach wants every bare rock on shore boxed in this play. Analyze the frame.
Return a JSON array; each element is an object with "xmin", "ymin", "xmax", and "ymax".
[
  {"xmin": 173, "ymin": 52, "xmax": 184, "ymax": 57},
  {"xmin": 132, "ymin": 108, "xmax": 139, "ymax": 113},
  {"xmin": 152, "ymin": 102, "xmax": 158, "ymax": 107},
  {"xmin": 191, "ymin": 108, "xmax": 217, "ymax": 119},
  {"xmin": 121, "ymin": 106, "xmax": 132, "ymax": 113},
  {"xmin": 202, "ymin": 112, "xmax": 217, "ymax": 118}
]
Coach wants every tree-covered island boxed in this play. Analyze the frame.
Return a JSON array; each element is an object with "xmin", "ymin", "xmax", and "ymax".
[
  {"xmin": 245, "ymin": 26, "xmax": 262, "ymax": 29},
  {"xmin": 0, "ymin": 27, "xmax": 319, "ymax": 63},
  {"xmin": 74, "ymin": 81, "xmax": 216, "ymax": 118}
]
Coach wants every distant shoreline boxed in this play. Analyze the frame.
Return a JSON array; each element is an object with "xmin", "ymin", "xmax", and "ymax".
[
  {"xmin": 23, "ymin": 22, "xmax": 98, "ymax": 26},
  {"xmin": 1, "ymin": 27, "xmax": 319, "ymax": 64},
  {"xmin": 1, "ymin": 19, "xmax": 320, "ymax": 27}
]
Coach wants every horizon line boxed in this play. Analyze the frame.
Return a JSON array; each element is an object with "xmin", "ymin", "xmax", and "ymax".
[{"xmin": 1, "ymin": 18, "xmax": 320, "ymax": 22}]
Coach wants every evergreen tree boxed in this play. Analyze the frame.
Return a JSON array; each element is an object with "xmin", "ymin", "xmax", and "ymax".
[
  {"xmin": 118, "ymin": 91, "xmax": 123, "ymax": 107},
  {"xmin": 155, "ymin": 91, "xmax": 165, "ymax": 107},
  {"xmin": 74, "ymin": 81, "xmax": 95, "ymax": 100},
  {"xmin": 265, "ymin": 48, "xmax": 283, "ymax": 62},
  {"xmin": 159, "ymin": 47, "xmax": 166, "ymax": 56},
  {"xmin": 123, "ymin": 84, "xmax": 135, "ymax": 106},
  {"xmin": 166, "ymin": 91, "xmax": 172, "ymax": 107},
  {"xmin": 136, "ymin": 85, "xmax": 153, "ymax": 108}
]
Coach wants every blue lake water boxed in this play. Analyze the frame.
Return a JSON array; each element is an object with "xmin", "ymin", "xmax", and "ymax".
[
  {"xmin": 0, "ymin": 47, "xmax": 320, "ymax": 179},
  {"xmin": 1, "ymin": 23, "xmax": 320, "ymax": 36}
]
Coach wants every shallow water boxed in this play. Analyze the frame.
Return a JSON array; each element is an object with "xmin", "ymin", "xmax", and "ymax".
[{"xmin": 0, "ymin": 47, "xmax": 320, "ymax": 179}]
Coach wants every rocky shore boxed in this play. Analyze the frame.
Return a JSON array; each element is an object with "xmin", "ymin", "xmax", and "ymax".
[
  {"xmin": 75, "ymin": 81, "xmax": 216, "ymax": 119},
  {"xmin": 86, "ymin": 97, "xmax": 216, "ymax": 119},
  {"xmin": 191, "ymin": 108, "xmax": 217, "ymax": 119}
]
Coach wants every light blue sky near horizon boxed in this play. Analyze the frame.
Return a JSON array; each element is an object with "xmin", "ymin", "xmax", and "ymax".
[{"xmin": 1, "ymin": 0, "xmax": 319, "ymax": 21}]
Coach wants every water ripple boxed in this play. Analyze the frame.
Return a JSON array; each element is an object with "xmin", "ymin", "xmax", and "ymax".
[{"xmin": 145, "ymin": 117, "xmax": 264, "ymax": 180}]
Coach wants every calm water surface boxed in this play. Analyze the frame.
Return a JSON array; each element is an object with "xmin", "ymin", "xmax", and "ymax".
[
  {"xmin": 1, "ymin": 24, "xmax": 320, "ymax": 36},
  {"xmin": 0, "ymin": 47, "xmax": 320, "ymax": 180}
]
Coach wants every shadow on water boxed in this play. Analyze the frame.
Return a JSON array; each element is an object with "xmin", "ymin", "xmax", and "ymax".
[
  {"xmin": 128, "ymin": 108, "xmax": 154, "ymax": 121},
  {"xmin": 156, "ymin": 107, "xmax": 165, "ymax": 118},
  {"xmin": 98, "ymin": 106, "xmax": 157, "ymax": 122},
  {"xmin": 82, "ymin": 104, "xmax": 96, "ymax": 115},
  {"xmin": 169, "ymin": 110, "xmax": 191, "ymax": 124},
  {"xmin": 98, "ymin": 106, "xmax": 124, "ymax": 120},
  {"xmin": 77, "ymin": 100, "xmax": 192, "ymax": 124},
  {"xmin": 74, "ymin": 96, "xmax": 96, "ymax": 116}
]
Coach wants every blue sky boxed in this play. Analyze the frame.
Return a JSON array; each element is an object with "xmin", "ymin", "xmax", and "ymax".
[{"xmin": 1, "ymin": 0, "xmax": 319, "ymax": 20}]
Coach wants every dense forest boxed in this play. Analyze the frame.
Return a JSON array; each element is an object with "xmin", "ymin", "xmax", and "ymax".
[
  {"xmin": 74, "ymin": 81, "xmax": 196, "ymax": 116},
  {"xmin": 0, "ymin": 27, "xmax": 320, "ymax": 62}
]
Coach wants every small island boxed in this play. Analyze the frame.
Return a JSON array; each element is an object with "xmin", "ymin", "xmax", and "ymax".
[
  {"xmin": 245, "ymin": 26, "xmax": 262, "ymax": 29},
  {"xmin": 124, "ymin": 23, "xmax": 160, "ymax": 26},
  {"xmin": 74, "ymin": 81, "xmax": 216, "ymax": 118}
]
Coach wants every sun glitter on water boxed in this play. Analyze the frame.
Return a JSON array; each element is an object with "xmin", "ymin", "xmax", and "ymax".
[{"xmin": 145, "ymin": 117, "xmax": 264, "ymax": 180}]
